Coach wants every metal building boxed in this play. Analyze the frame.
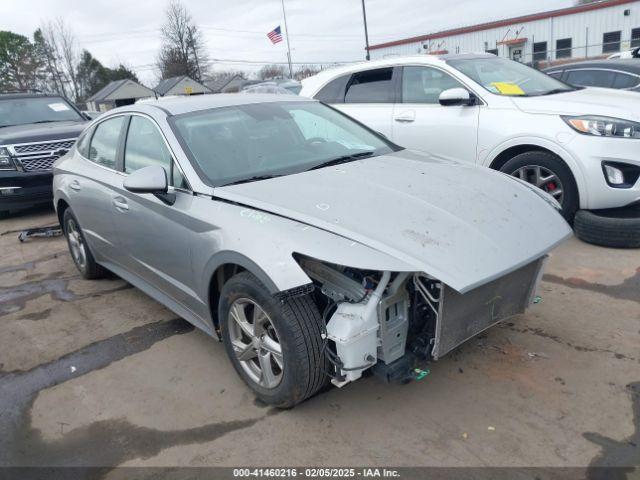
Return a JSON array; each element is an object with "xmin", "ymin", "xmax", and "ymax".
[
  {"xmin": 369, "ymin": 0, "xmax": 640, "ymax": 67},
  {"xmin": 154, "ymin": 76, "xmax": 212, "ymax": 96}
]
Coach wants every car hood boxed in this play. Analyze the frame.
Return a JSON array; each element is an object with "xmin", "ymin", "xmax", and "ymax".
[
  {"xmin": 0, "ymin": 121, "xmax": 86, "ymax": 145},
  {"xmin": 215, "ymin": 150, "xmax": 572, "ymax": 293},
  {"xmin": 510, "ymin": 87, "xmax": 640, "ymax": 121}
]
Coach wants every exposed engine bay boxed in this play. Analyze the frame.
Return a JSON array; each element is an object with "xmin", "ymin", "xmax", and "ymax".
[{"xmin": 298, "ymin": 256, "xmax": 546, "ymax": 386}]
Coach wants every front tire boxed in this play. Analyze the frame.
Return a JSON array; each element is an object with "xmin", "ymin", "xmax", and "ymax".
[
  {"xmin": 500, "ymin": 151, "xmax": 579, "ymax": 222},
  {"xmin": 63, "ymin": 208, "xmax": 107, "ymax": 279},
  {"xmin": 219, "ymin": 271, "xmax": 328, "ymax": 408}
]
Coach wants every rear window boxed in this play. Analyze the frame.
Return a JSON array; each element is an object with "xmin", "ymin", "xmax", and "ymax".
[
  {"xmin": 314, "ymin": 75, "xmax": 349, "ymax": 103},
  {"xmin": 565, "ymin": 69, "xmax": 616, "ymax": 88},
  {"xmin": 344, "ymin": 68, "xmax": 395, "ymax": 103}
]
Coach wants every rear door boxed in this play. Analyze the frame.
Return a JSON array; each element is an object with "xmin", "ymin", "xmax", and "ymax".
[
  {"xmin": 329, "ymin": 67, "xmax": 399, "ymax": 139},
  {"xmin": 68, "ymin": 115, "xmax": 128, "ymax": 261},
  {"xmin": 391, "ymin": 65, "xmax": 479, "ymax": 162}
]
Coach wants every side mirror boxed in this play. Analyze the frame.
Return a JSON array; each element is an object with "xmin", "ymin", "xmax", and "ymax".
[
  {"xmin": 439, "ymin": 88, "xmax": 475, "ymax": 106},
  {"xmin": 124, "ymin": 165, "xmax": 175, "ymax": 205},
  {"xmin": 124, "ymin": 165, "xmax": 168, "ymax": 193}
]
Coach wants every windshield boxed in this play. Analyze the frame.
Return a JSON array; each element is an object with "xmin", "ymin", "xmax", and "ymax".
[
  {"xmin": 0, "ymin": 96, "xmax": 83, "ymax": 128},
  {"xmin": 171, "ymin": 101, "xmax": 396, "ymax": 187},
  {"xmin": 448, "ymin": 57, "xmax": 575, "ymax": 96}
]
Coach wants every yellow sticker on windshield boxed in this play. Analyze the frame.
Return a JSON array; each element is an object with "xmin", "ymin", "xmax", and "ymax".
[{"xmin": 491, "ymin": 82, "xmax": 525, "ymax": 95}]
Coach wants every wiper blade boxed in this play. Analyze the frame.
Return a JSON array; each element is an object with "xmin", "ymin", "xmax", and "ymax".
[
  {"xmin": 220, "ymin": 174, "xmax": 281, "ymax": 186},
  {"xmin": 31, "ymin": 120, "xmax": 58, "ymax": 124},
  {"xmin": 309, "ymin": 151, "xmax": 375, "ymax": 171},
  {"xmin": 535, "ymin": 88, "xmax": 574, "ymax": 96}
]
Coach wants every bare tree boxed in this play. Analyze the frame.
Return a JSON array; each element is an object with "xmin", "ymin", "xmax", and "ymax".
[
  {"xmin": 55, "ymin": 18, "xmax": 80, "ymax": 101},
  {"xmin": 257, "ymin": 64, "xmax": 287, "ymax": 80},
  {"xmin": 33, "ymin": 23, "xmax": 68, "ymax": 96},
  {"xmin": 157, "ymin": 0, "xmax": 207, "ymax": 81},
  {"xmin": 294, "ymin": 65, "xmax": 320, "ymax": 81}
]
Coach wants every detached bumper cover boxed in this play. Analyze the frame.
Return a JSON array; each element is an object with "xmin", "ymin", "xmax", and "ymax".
[
  {"xmin": 433, "ymin": 258, "xmax": 545, "ymax": 359},
  {"xmin": 0, "ymin": 170, "xmax": 52, "ymax": 212}
]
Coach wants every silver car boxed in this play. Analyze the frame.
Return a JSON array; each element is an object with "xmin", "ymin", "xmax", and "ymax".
[{"xmin": 53, "ymin": 94, "xmax": 571, "ymax": 407}]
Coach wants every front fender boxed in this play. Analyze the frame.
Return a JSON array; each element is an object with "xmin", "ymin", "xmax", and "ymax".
[{"xmin": 482, "ymin": 135, "xmax": 588, "ymax": 207}]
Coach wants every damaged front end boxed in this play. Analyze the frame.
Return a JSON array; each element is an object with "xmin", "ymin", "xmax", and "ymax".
[{"xmin": 298, "ymin": 255, "xmax": 546, "ymax": 387}]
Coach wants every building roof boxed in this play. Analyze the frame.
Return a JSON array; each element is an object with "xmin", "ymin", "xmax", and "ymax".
[
  {"xmin": 204, "ymin": 74, "xmax": 245, "ymax": 93},
  {"xmin": 153, "ymin": 75, "xmax": 211, "ymax": 96},
  {"xmin": 87, "ymin": 79, "xmax": 155, "ymax": 102},
  {"xmin": 154, "ymin": 76, "xmax": 187, "ymax": 96},
  {"xmin": 369, "ymin": 0, "xmax": 637, "ymax": 51}
]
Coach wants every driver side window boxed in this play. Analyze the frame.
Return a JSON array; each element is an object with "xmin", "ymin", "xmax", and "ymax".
[
  {"xmin": 402, "ymin": 66, "xmax": 465, "ymax": 104},
  {"xmin": 124, "ymin": 116, "xmax": 188, "ymax": 189}
]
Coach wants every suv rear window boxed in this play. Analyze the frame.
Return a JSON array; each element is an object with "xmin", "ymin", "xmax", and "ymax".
[{"xmin": 344, "ymin": 68, "xmax": 395, "ymax": 103}]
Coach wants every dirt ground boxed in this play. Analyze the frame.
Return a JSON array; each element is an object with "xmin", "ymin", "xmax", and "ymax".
[{"xmin": 0, "ymin": 206, "xmax": 638, "ymax": 474}]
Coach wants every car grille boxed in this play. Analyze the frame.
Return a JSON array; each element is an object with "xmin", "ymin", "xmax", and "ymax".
[{"xmin": 11, "ymin": 139, "xmax": 76, "ymax": 172}]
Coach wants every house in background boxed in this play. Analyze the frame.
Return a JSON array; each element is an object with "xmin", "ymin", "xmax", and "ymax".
[
  {"xmin": 154, "ymin": 75, "xmax": 211, "ymax": 96},
  {"xmin": 204, "ymin": 74, "xmax": 247, "ymax": 93},
  {"xmin": 86, "ymin": 79, "xmax": 156, "ymax": 112}
]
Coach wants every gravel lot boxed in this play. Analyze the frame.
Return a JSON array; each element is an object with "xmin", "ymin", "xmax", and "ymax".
[{"xmin": 0, "ymin": 207, "xmax": 638, "ymax": 474}]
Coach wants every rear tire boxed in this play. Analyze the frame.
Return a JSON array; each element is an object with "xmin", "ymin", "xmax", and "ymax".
[
  {"xmin": 500, "ymin": 151, "xmax": 579, "ymax": 222},
  {"xmin": 219, "ymin": 271, "xmax": 328, "ymax": 408},
  {"xmin": 63, "ymin": 209, "xmax": 107, "ymax": 279},
  {"xmin": 574, "ymin": 206, "xmax": 640, "ymax": 248}
]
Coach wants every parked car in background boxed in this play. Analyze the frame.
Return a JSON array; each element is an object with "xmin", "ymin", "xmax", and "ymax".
[
  {"xmin": 241, "ymin": 79, "xmax": 301, "ymax": 95},
  {"xmin": 53, "ymin": 94, "xmax": 570, "ymax": 407},
  {"xmin": 543, "ymin": 60, "xmax": 640, "ymax": 92},
  {"xmin": 300, "ymin": 54, "xmax": 640, "ymax": 247},
  {"xmin": 0, "ymin": 93, "xmax": 89, "ymax": 218},
  {"xmin": 608, "ymin": 46, "xmax": 640, "ymax": 59},
  {"xmin": 241, "ymin": 84, "xmax": 295, "ymax": 95}
]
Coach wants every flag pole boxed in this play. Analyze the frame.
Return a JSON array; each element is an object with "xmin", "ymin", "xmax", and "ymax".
[{"xmin": 281, "ymin": 0, "xmax": 293, "ymax": 78}]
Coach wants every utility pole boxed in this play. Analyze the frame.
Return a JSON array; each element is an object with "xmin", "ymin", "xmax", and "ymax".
[
  {"xmin": 361, "ymin": 0, "xmax": 371, "ymax": 60},
  {"xmin": 281, "ymin": 0, "xmax": 294, "ymax": 78}
]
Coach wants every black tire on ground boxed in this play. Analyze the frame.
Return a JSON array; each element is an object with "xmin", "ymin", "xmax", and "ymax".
[
  {"xmin": 219, "ymin": 271, "xmax": 329, "ymax": 408},
  {"xmin": 62, "ymin": 208, "xmax": 107, "ymax": 279},
  {"xmin": 500, "ymin": 151, "xmax": 579, "ymax": 222},
  {"xmin": 0, "ymin": 211, "xmax": 9, "ymax": 220},
  {"xmin": 574, "ymin": 206, "xmax": 640, "ymax": 248}
]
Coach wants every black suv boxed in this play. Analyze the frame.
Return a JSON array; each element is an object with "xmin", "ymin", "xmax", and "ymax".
[{"xmin": 0, "ymin": 93, "xmax": 89, "ymax": 218}]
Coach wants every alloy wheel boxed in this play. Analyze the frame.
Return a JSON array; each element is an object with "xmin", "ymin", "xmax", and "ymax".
[
  {"xmin": 66, "ymin": 218, "xmax": 87, "ymax": 271},
  {"xmin": 228, "ymin": 298, "xmax": 283, "ymax": 389},
  {"xmin": 511, "ymin": 165, "xmax": 564, "ymax": 205}
]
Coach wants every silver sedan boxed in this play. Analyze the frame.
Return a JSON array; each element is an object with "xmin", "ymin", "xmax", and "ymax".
[{"xmin": 53, "ymin": 94, "xmax": 571, "ymax": 407}]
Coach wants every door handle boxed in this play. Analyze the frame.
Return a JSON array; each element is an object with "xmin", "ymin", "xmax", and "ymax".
[
  {"xmin": 112, "ymin": 198, "xmax": 129, "ymax": 211},
  {"xmin": 69, "ymin": 180, "xmax": 81, "ymax": 191},
  {"xmin": 394, "ymin": 109, "xmax": 416, "ymax": 122}
]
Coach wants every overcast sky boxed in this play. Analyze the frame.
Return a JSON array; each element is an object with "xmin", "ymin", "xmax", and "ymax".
[{"xmin": 0, "ymin": 0, "xmax": 574, "ymax": 85}]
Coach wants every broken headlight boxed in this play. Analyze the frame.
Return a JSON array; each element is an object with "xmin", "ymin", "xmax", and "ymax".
[
  {"xmin": 562, "ymin": 115, "xmax": 640, "ymax": 139},
  {"xmin": 0, "ymin": 147, "xmax": 15, "ymax": 170}
]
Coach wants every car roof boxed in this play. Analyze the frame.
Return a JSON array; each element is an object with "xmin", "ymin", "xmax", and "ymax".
[
  {"xmin": 123, "ymin": 93, "xmax": 315, "ymax": 116},
  {"xmin": 301, "ymin": 53, "xmax": 496, "ymax": 92},
  {"xmin": 543, "ymin": 59, "xmax": 640, "ymax": 73}
]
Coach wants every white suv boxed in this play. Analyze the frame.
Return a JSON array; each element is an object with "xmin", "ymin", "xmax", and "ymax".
[{"xmin": 301, "ymin": 54, "xmax": 640, "ymax": 246}]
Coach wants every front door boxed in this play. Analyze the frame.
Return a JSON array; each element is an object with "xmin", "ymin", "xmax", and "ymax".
[
  {"xmin": 110, "ymin": 115, "xmax": 201, "ymax": 317},
  {"xmin": 391, "ymin": 66, "xmax": 479, "ymax": 163},
  {"xmin": 509, "ymin": 45, "xmax": 523, "ymax": 62}
]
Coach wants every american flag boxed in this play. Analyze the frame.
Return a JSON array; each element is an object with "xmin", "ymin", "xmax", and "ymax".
[{"xmin": 267, "ymin": 25, "xmax": 283, "ymax": 44}]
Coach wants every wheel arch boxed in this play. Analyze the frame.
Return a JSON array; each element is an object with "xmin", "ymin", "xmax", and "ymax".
[
  {"xmin": 484, "ymin": 138, "xmax": 588, "ymax": 208},
  {"xmin": 205, "ymin": 251, "xmax": 282, "ymax": 332}
]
